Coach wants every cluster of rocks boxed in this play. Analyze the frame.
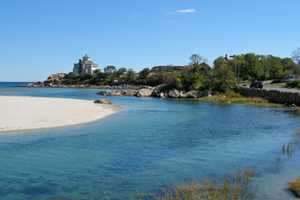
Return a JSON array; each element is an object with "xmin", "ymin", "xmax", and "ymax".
[
  {"xmin": 28, "ymin": 82, "xmax": 69, "ymax": 88},
  {"xmin": 97, "ymin": 85, "xmax": 211, "ymax": 99}
]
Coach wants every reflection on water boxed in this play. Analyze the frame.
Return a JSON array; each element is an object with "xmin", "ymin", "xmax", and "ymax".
[{"xmin": 0, "ymin": 83, "xmax": 299, "ymax": 200}]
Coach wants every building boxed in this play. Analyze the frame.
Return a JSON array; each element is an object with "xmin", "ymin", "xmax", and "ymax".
[
  {"xmin": 73, "ymin": 54, "xmax": 99, "ymax": 76},
  {"xmin": 104, "ymin": 65, "xmax": 117, "ymax": 73}
]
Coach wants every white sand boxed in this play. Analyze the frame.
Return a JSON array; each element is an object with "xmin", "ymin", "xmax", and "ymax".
[{"xmin": 0, "ymin": 96, "xmax": 119, "ymax": 132}]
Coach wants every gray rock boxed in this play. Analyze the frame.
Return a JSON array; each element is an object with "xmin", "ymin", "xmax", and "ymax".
[
  {"xmin": 94, "ymin": 99, "xmax": 112, "ymax": 104},
  {"xmin": 122, "ymin": 89, "xmax": 137, "ymax": 96},
  {"xmin": 152, "ymin": 84, "xmax": 169, "ymax": 97},
  {"xmin": 97, "ymin": 90, "xmax": 111, "ymax": 96},
  {"xmin": 182, "ymin": 90, "xmax": 211, "ymax": 98},
  {"xmin": 136, "ymin": 88, "xmax": 154, "ymax": 97},
  {"xmin": 167, "ymin": 89, "xmax": 181, "ymax": 98}
]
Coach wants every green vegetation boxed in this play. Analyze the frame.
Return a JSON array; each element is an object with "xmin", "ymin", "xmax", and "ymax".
[
  {"xmin": 198, "ymin": 92, "xmax": 281, "ymax": 107},
  {"xmin": 286, "ymin": 80, "xmax": 300, "ymax": 89},
  {"xmin": 144, "ymin": 170, "xmax": 255, "ymax": 200},
  {"xmin": 58, "ymin": 53, "xmax": 300, "ymax": 93}
]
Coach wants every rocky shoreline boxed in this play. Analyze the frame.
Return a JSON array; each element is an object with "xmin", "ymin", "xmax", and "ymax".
[
  {"xmin": 28, "ymin": 82, "xmax": 211, "ymax": 99},
  {"xmin": 97, "ymin": 85, "xmax": 211, "ymax": 99}
]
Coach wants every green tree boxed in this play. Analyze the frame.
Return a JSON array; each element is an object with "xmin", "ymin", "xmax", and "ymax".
[
  {"xmin": 244, "ymin": 54, "xmax": 264, "ymax": 80},
  {"xmin": 125, "ymin": 69, "xmax": 136, "ymax": 84},
  {"xmin": 292, "ymin": 48, "xmax": 300, "ymax": 64},
  {"xmin": 212, "ymin": 57, "xmax": 236, "ymax": 92}
]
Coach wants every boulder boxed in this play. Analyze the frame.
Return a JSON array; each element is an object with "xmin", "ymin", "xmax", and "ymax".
[
  {"xmin": 97, "ymin": 90, "xmax": 112, "ymax": 96},
  {"xmin": 97, "ymin": 90, "xmax": 123, "ymax": 96},
  {"xmin": 152, "ymin": 84, "xmax": 169, "ymax": 97},
  {"xmin": 183, "ymin": 90, "xmax": 200, "ymax": 98},
  {"xmin": 182, "ymin": 90, "xmax": 212, "ymax": 98},
  {"xmin": 94, "ymin": 99, "xmax": 112, "ymax": 105},
  {"xmin": 136, "ymin": 88, "xmax": 154, "ymax": 97},
  {"xmin": 122, "ymin": 89, "xmax": 137, "ymax": 96},
  {"xmin": 167, "ymin": 89, "xmax": 181, "ymax": 98},
  {"xmin": 159, "ymin": 92, "xmax": 165, "ymax": 98}
]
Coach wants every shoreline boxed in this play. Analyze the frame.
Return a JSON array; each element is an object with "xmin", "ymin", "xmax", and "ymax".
[{"xmin": 0, "ymin": 96, "xmax": 120, "ymax": 133}]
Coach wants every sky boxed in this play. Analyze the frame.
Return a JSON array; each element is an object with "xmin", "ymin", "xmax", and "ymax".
[{"xmin": 0, "ymin": 0, "xmax": 300, "ymax": 81}]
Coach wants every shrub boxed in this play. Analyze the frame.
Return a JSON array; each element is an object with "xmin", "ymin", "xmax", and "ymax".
[{"xmin": 286, "ymin": 80, "xmax": 300, "ymax": 89}]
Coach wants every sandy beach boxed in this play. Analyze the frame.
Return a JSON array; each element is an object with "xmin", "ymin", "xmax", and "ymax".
[{"xmin": 0, "ymin": 96, "xmax": 119, "ymax": 132}]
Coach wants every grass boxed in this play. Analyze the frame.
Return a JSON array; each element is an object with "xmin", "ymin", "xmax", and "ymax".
[
  {"xmin": 143, "ymin": 170, "xmax": 255, "ymax": 200},
  {"xmin": 288, "ymin": 178, "xmax": 300, "ymax": 198},
  {"xmin": 198, "ymin": 92, "xmax": 281, "ymax": 107}
]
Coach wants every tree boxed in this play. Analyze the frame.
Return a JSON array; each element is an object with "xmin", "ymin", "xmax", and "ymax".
[
  {"xmin": 228, "ymin": 55, "xmax": 245, "ymax": 81},
  {"xmin": 190, "ymin": 54, "xmax": 207, "ymax": 66},
  {"xmin": 292, "ymin": 48, "xmax": 300, "ymax": 64},
  {"xmin": 117, "ymin": 67, "xmax": 127, "ymax": 75},
  {"xmin": 212, "ymin": 57, "xmax": 236, "ymax": 92},
  {"xmin": 125, "ymin": 69, "xmax": 136, "ymax": 84},
  {"xmin": 104, "ymin": 65, "xmax": 117, "ymax": 73},
  {"xmin": 244, "ymin": 54, "xmax": 264, "ymax": 80},
  {"xmin": 139, "ymin": 68, "xmax": 150, "ymax": 80}
]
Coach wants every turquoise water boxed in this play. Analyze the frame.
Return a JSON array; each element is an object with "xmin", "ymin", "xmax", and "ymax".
[{"xmin": 0, "ymin": 83, "xmax": 299, "ymax": 200}]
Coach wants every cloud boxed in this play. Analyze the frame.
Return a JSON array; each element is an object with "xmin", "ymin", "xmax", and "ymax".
[{"xmin": 176, "ymin": 9, "xmax": 197, "ymax": 14}]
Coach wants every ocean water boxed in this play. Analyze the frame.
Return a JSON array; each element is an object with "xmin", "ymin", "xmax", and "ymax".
[{"xmin": 0, "ymin": 82, "xmax": 299, "ymax": 200}]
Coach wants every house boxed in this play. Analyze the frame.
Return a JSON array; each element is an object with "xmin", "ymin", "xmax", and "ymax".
[{"xmin": 73, "ymin": 54, "xmax": 99, "ymax": 76}]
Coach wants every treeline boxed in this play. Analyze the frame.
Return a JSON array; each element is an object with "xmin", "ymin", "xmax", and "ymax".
[{"xmin": 61, "ymin": 53, "xmax": 300, "ymax": 93}]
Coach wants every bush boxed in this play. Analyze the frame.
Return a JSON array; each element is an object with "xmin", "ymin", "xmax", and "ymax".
[{"xmin": 286, "ymin": 81, "xmax": 300, "ymax": 89}]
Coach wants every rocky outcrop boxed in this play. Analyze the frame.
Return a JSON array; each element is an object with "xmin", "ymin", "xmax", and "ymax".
[
  {"xmin": 136, "ymin": 88, "xmax": 154, "ymax": 97},
  {"xmin": 97, "ymin": 89, "xmax": 137, "ymax": 96},
  {"xmin": 94, "ymin": 99, "xmax": 112, "ymax": 105},
  {"xmin": 151, "ymin": 84, "xmax": 169, "ymax": 97},
  {"xmin": 167, "ymin": 89, "xmax": 181, "ymax": 98},
  {"xmin": 97, "ymin": 86, "xmax": 211, "ymax": 99}
]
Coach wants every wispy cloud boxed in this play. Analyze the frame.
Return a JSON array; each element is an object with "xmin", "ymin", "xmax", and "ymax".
[{"xmin": 176, "ymin": 8, "xmax": 197, "ymax": 14}]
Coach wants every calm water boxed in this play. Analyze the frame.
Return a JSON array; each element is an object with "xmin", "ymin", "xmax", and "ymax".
[{"xmin": 0, "ymin": 82, "xmax": 299, "ymax": 200}]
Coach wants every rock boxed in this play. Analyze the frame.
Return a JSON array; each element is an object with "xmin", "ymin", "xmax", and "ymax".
[
  {"xmin": 136, "ymin": 88, "xmax": 153, "ymax": 97},
  {"xmin": 182, "ymin": 90, "xmax": 211, "ymax": 98},
  {"xmin": 159, "ymin": 92, "xmax": 165, "ymax": 98},
  {"xmin": 94, "ymin": 99, "xmax": 112, "ymax": 104},
  {"xmin": 167, "ymin": 89, "xmax": 181, "ymax": 98},
  {"xmin": 152, "ymin": 84, "xmax": 169, "ymax": 97},
  {"xmin": 122, "ymin": 89, "xmax": 137, "ymax": 96},
  {"xmin": 97, "ymin": 91, "xmax": 111, "ymax": 96},
  {"xmin": 97, "ymin": 90, "xmax": 123, "ymax": 96}
]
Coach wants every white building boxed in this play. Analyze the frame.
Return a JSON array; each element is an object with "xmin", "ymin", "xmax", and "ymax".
[{"xmin": 73, "ymin": 54, "xmax": 99, "ymax": 76}]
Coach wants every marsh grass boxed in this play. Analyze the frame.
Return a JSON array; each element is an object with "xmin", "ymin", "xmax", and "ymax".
[
  {"xmin": 144, "ymin": 170, "xmax": 255, "ymax": 200},
  {"xmin": 198, "ymin": 92, "xmax": 281, "ymax": 107},
  {"xmin": 288, "ymin": 178, "xmax": 300, "ymax": 197}
]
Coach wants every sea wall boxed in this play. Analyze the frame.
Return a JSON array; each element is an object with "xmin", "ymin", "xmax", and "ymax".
[{"xmin": 237, "ymin": 87, "xmax": 300, "ymax": 106}]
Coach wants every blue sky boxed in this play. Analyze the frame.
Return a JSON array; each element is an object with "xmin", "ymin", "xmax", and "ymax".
[{"xmin": 0, "ymin": 0, "xmax": 299, "ymax": 81}]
